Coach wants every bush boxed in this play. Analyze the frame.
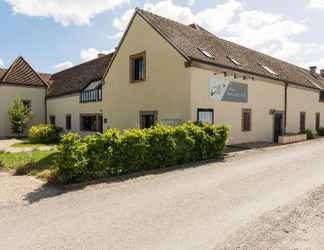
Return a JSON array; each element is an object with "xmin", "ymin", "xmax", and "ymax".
[
  {"xmin": 305, "ymin": 129, "xmax": 314, "ymax": 140},
  {"xmin": 55, "ymin": 122, "xmax": 229, "ymax": 184},
  {"xmin": 28, "ymin": 124, "xmax": 62, "ymax": 144},
  {"xmin": 317, "ymin": 127, "xmax": 324, "ymax": 136}
]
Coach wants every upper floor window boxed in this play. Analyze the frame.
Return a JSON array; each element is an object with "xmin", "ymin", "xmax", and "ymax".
[
  {"xmin": 80, "ymin": 81, "xmax": 102, "ymax": 103},
  {"xmin": 260, "ymin": 64, "xmax": 278, "ymax": 76},
  {"xmin": 227, "ymin": 56, "xmax": 242, "ymax": 66},
  {"xmin": 130, "ymin": 51, "xmax": 146, "ymax": 82},
  {"xmin": 319, "ymin": 91, "xmax": 324, "ymax": 102},
  {"xmin": 198, "ymin": 48, "xmax": 215, "ymax": 59}
]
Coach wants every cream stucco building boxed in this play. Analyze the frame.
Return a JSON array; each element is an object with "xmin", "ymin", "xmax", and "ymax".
[{"xmin": 1, "ymin": 8, "xmax": 324, "ymax": 145}]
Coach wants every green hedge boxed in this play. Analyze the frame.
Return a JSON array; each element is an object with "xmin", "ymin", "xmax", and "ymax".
[
  {"xmin": 55, "ymin": 122, "xmax": 229, "ymax": 184},
  {"xmin": 28, "ymin": 124, "xmax": 62, "ymax": 144},
  {"xmin": 317, "ymin": 127, "xmax": 324, "ymax": 136}
]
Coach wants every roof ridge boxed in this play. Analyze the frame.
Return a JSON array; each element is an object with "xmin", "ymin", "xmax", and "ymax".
[{"xmin": 52, "ymin": 52, "xmax": 114, "ymax": 77}]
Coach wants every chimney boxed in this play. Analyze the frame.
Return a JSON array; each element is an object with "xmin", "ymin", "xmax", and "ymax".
[
  {"xmin": 97, "ymin": 53, "xmax": 106, "ymax": 58},
  {"xmin": 310, "ymin": 66, "xmax": 317, "ymax": 75},
  {"xmin": 320, "ymin": 69, "xmax": 324, "ymax": 77}
]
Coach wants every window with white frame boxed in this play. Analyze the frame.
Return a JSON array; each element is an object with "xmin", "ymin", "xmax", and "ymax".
[
  {"xmin": 197, "ymin": 109, "xmax": 214, "ymax": 124},
  {"xmin": 198, "ymin": 48, "xmax": 215, "ymax": 59},
  {"xmin": 260, "ymin": 65, "xmax": 278, "ymax": 76},
  {"xmin": 228, "ymin": 56, "xmax": 242, "ymax": 66}
]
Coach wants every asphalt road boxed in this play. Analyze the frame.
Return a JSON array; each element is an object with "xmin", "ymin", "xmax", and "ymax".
[{"xmin": 1, "ymin": 139, "xmax": 324, "ymax": 250}]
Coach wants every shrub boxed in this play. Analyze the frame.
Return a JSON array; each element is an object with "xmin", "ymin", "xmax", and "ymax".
[
  {"xmin": 8, "ymin": 97, "xmax": 32, "ymax": 137},
  {"xmin": 55, "ymin": 122, "xmax": 229, "ymax": 184},
  {"xmin": 28, "ymin": 124, "xmax": 62, "ymax": 144},
  {"xmin": 305, "ymin": 129, "xmax": 314, "ymax": 140},
  {"xmin": 317, "ymin": 127, "xmax": 324, "ymax": 136}
]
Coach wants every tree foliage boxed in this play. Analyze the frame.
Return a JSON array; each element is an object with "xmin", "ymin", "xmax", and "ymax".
[{"xmin": 8, "ymin": 97, "xmax": 32, "ymax": 137}]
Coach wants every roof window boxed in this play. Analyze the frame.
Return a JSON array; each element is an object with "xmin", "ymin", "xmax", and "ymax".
[
  {"xmin": 260, "ymin": 65, "xmax": 278, "ymax": 76},
  {"xmin": 198, "ymin": 48, "xmax": 215, "ymax": 59},
  {"xmin": 228, "ymin": 56, "xmax": 242, "ymax": 66}
]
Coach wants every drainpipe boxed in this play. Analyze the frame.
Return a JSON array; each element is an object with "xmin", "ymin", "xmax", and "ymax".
[{"xmin": 284, "ymin": 82, "xmax": 288, "ymax": 134}]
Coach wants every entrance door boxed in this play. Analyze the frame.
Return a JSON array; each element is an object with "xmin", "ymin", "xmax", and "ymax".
[
  {"xmin": 97, "ymin": 115, "xmax": 103, "ymax": 133},
  {"xmin": 274, "ymin": 113, "xmax": 283, "ymax": 143}
]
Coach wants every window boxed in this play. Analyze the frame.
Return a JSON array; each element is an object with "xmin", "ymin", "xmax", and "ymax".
[
  {"xmin": 260, "ymin": 65, "xmax": 278, "ymax": 76},
  {"xmin": 300, "ymin": 112, "xmax": 306, "ymax": 133},
  {"xmin": 49, "ymin": 116, "xmax": 56, "ymax": 125},
  {"xmin": 80, "ymin": 81, "xmax": 102, "ymax": 103},
  {"xmin": 316, "ymin": 113, "xmax": 320, "ymax": 131},
  {"xmin": 227, "ymin": 56, "xmax": 242, "ymax": 66},
  {"xmin": 242, "ymin": 109, "xmax": 252, "ymax": 132},
  {"xmin": 130, "ymin": 51, "xmax": 146, "ymax": 82},
  {"xmin": 22, "ymin": 100, "xmax": 31, "ymax": 111},
  {"xmin": 198, "ymin": 48, "xmax": 215, "ymax": 59},
  {"xmin": 197, "ymin": 109, "xmax": 214, "ymax": 124},
  {"xmin": 319, "ymin": 91, "xmax": 324, "ymax": 102},
  {"xmin": 80, "ymin": 114, "xmax": 103, "ymax": 132},
  {"xmin": 66, "ymin": 115, "xmax": 71, "ymax": 130},
  {"xmin": 80, "ymin": 115, "xmax": 97, "ymax": 131},
  {"xmin": 140, "ymin": 111, "xmax": 158, "ymax": 129}
]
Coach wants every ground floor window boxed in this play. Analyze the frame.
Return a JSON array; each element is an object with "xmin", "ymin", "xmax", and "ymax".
[
  {"xmin": 140, "ymin": 111, "xmax": 158, "ymax": 129},
  {"xmin": 66, "ymin": 115, "xmax": 71, "ymax": 130},
  {"xmin": 80, "ymin": 114, "xmax": 103, "ymax": 132},
  {"xmin": 242, "ymin": 108, "xmax": 252, "ymax": 132},
  {"xmin": 300, "ymin": 112, "xmax": 306, "ymax": 133},
  {"xmin": 49, "ymin": 115, "xmax": 56, "ymax": 125},
  {"xmin": 197, "ymin": 109, "xmax": 214, "ymax": 124},
  {"xmin": 316, "ymin": 113, "xmax": 320, "ymax": 131}
]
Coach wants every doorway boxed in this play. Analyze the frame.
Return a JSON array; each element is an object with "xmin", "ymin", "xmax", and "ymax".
[
  {"xmin": 273, "ymin": 112, "xmax": 284, "ymax": 143},
  {"xmin": 140, "ymin": 111, "xmax": 158, "ymax": 129}
]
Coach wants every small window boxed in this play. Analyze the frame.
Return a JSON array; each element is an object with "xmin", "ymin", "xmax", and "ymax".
[
  {"xmin": 228, "ymin": 56, "xmax": 242, "ymax": 66},
  {"xmin": 130, "ymin": 51, "xmax": 146, "ymax": 82},
  {"xmin": 22, "ymin": 100, "xmax": 31, "ymax": 111},
  {"xmin": 66, "ymin": 115, "xmax": 71, "ymax": 130},
  {"xmin": 242, "ymin": 109, "xmax": 252, "ymax": 132},
  {"xmin": 49, "ymin": 116, "xmax": 56, "ymax": 125},
  {"xmin": 198, "ymin": 48, "xmax": 215, "ymax": 59},
  {"xmin": 316, "ymin": 113, "xmax": 320, "ymax": 131},
  {"xmin": 260, "ymin": 65, "xmax": 278, "ymax": 76},
  {"xmin": 319, "ymin": 91, "xmax": 324, "ymax": 102},
  {"xmin": 140, "ymin": 111, "xmax": 158, "ymax": 129},
  {"xmin": 300, "ymin": 112, "xmax": 306, "ymax": 133},
  {"xmin": 197, "ymin": 109, "xmax": 214, "ymax": 124}
]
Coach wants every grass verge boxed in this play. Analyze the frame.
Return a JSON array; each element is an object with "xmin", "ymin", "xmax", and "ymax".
[
  {"xmin": 11, "ymin": 139, "xmax": 56, "ymax": 148},
  {"xmin": 0, "ymin": 150, "xmax": 58, "ymax": 181}
]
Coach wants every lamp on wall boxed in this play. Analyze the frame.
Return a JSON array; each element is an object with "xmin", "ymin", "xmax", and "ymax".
[{"xmin": 269, "ymin": 109, "xmax": 276, "ymax": 115}]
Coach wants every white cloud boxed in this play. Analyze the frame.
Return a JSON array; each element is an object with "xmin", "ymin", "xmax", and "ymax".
[
  {"xmin": 112, "ymin": 0, "xmax": 242, "ymax": 36},
  {"xmin": 80, "ymin": 48, "xmax": 115, "ymax": 62},
  {"xmin": 5, "ymin": 0, "xmax": 128, "ymax": 26},
  {"xmin": 54, "ymin": 61, "xmax": 73, "ymax": 71},
  {"xmin": 188, "ymin": 0, "xmax": 195, "ymax": 6},
  {"xmin": 0, "ymin": 58, "xmax": 4, "ymax": 68},
  {"xmin": 308, "ymin": 0, "xmax": 324, "ymax": 9}
]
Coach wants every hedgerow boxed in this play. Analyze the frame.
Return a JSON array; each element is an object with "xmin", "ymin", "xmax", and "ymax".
[{"xmin": 55, "ymin": 122, "xmax": 229, "ymax": 184}]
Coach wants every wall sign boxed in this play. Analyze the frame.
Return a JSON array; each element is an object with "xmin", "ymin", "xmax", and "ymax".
[{"xmin": 209, "ymin": 77, "xmax": 248, "ymax": 103}]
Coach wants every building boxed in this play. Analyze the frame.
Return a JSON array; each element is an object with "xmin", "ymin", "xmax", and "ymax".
[{"xmin": 1, "ymin": 8, "xmax": 324, "ymax": 144}]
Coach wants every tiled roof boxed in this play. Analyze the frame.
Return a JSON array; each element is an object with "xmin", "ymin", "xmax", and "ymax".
[
  {"xmin": 0, "ymin": 57, "xmax": 47, "ymax": 87},
  {"xmin": 47, "ymin": 53, "xmax": 114, "ymax": 97},
  {"xmin": 136, "ymin": 8, "xmax": 324, "ymax": 90}
]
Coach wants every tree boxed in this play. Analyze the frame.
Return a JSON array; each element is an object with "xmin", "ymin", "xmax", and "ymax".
[{"xmin": 8, "ymin": 97, "xmax": 32, "ymax": 137}]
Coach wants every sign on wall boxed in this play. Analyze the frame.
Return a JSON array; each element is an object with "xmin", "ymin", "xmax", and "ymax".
[{"xmin": 209, "ymin": 77, "xmax": 248, "ymax": 103}]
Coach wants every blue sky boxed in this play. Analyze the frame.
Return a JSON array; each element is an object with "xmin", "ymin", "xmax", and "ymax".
[{"xmin": 1, "ymin": 0, "xmax": 324, "ymax": 73}]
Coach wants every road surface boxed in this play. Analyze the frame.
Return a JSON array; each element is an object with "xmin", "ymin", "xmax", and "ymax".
[{"xmin": 1, "ymin": 139, "xmax": 324, "ymax": 249}]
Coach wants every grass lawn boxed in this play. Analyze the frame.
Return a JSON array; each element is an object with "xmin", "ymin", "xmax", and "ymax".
[
  {"xmin": 0, "ymin": 150, "xmax": 58, "ymax": 180},
  {"xmin": 11, "ymin": 139, "xmax": 56, "ymax": 148}
]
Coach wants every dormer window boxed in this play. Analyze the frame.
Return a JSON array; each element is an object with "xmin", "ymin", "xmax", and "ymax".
[
  {"xmin": 130, "ymin": 51, "xmax": 146, "ymax": 82},
  {"xmin": 80, "ymin": 80, "xmax": 102, "ymax": 103},
  {"xmin": 260, "ymin": 64, "xmax": 278, "ymax": 76},
  {"xmin": 228, "ymin": 56, "xmax": 242, "ymax": 66},
  {"xmin": 198, "ymin": 48, "xmax": 215, "ymax": 59}
]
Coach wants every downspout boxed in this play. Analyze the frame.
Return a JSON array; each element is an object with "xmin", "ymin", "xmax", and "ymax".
[
  {"xmin": 284, "ymin": 82, "xmax": 288, "ymax": 134},
  {"xmin": 45, "ymin": 87, "xmax": 48, "ymax": 124}
]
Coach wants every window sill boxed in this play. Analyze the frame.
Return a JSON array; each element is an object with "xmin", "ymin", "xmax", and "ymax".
[{"xmin": 130, "ymin": 79, "xmax": 146, "ymax": 84}]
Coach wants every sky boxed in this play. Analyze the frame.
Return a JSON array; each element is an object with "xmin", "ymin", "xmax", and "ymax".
[{"xmin": 1, "ymin": 0, "xmax": 324, "ymax": 73}]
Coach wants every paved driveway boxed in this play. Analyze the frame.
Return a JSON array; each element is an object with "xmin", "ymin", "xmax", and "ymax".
[{"xmin": 1, "ymin": 139, "xmax": 324, "ymax": 249}]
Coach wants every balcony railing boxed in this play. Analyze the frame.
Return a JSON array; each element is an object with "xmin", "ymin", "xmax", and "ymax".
[{"xmin": 80, "ymin": 88, "xmax": 102, "ymax": 103}]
